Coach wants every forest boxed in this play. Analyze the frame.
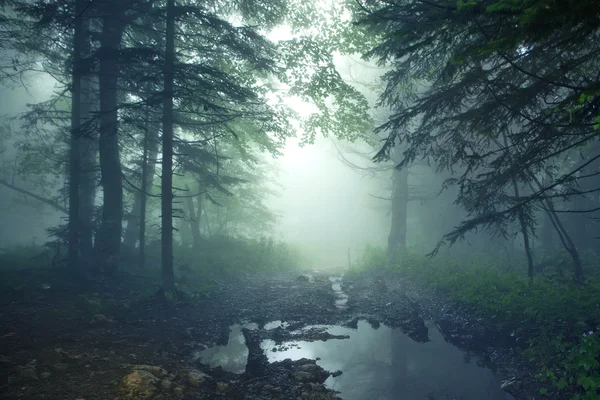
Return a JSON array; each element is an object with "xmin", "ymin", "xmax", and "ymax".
[{"xmin": 0, "ymin": 0, "xmax": 599, "ymax": 399}]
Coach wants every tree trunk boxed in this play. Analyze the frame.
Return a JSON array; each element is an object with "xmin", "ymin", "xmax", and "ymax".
[
  {"xmin": 203, "ymin": 201, "xmax": 212, "ymax": 237},
  {"xmin": 67, "ymin": 0, "xmax": 86, "ymax": 272},
  {"xmin": 501, "ymin": 132, "xmax": 534, "ymax": 280},
  {"xmin": 195, "ymin": 193, "xmax": 203, "ymax": 244},
  {"xmin": 78, "ymin": 18, "xmax": 98, "ymax": 272},
  {"xmin": 528, "ymin": 173, "xmax": 584, "ymax": 283},
  {"xmin": 177, "ymin": 214, "xmax": 192, "ymax": 247},
  {"xmin": 513, "ymin": 182, "xmax": 534, "ymax": 281},
  {"xmin": 95, "ymin": 9, "xmax": 125, "ymax": 275},
  {"xmin": 388, "ymin": 167, "xmax": 409, "ymax": 252},
  {"xmin": 542, "ymin": 199, "xmax": 584, "ymax": 283},
  {"xmin": 123, "ymin": 123, "xmax": 160, "ymax": 248},
  {"xmin": 138, "ymin": 119, "xmax": 153, "ymax": 270},
  {"xmin": 184, "ymin": 185, "xmax": 201, "ymax": 248},
  {"xmin": 161, "ymin": 0, "xmax": 176, "ymax": 293}
]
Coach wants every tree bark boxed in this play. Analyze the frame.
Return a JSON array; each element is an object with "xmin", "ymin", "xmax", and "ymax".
[
  {"xmin": 184, "ymin": 185, "xmax": 202, "ymax": 248},
  {"xmin": 138, "ymin": 119, "xmax": 153, "ymax": 270},
  {"xmin": 95, "ymin": 7, "xmax": 125, "ymax": 275},
  {"xmin": 177, "ymin": 213, "xmax": 192, "ymax": 247},
  {"xmin": 78, "ymin": 15, "xmax": 98, "ymax": 272},
  {"xmin": 388, "ymin": 167, "xmax": 409, "ymax": 251},
  {"xmin": 195, "ymin": 192, "xmax": 203, "ymax": 245},
  {"xmin": 67, "ymin": 0, "xmax": 86, "ymax": 272},
  {"xmin": 161, "ymin": 0, "xmax": 176, "ymax": 293},
  {"xmin": 123, "ymin": 123, "xmax": 160, "ymax": 248}
]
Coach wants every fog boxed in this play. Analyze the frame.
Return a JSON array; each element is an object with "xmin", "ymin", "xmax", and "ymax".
[
  {"xmin": 267, "ymin": 134, "xmax": 389, "ymax": 268},
  {"xmin": 0, "ymin": 71, "xmax": 62, "ymax": 247}
]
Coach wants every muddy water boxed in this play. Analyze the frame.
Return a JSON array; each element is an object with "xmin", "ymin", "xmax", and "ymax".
[
  {"xmin": 194, "ymin": 320, "xmax": 513, "ymax": 400},
  {"xmin": 329, "ymin": 276, "xmax": 349, "ymax": 309},
  {"xmin": 263, "ymin": 321, "xmax": 514, "ymax": 400},
  {"xmin": 193, "ymin": 276, "xmax": 514, "ymax": 400}
]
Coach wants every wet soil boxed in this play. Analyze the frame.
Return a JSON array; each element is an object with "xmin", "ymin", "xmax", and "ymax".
[{"xmin": 0, "ymin": 268, "xmax": 539, "ymax": 400}]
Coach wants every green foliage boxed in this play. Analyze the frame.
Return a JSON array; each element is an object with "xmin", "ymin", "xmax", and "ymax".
[
  {"xmin": 353, "ymin": 246, "xmax": 600, "ymax": 399},
  {"xmin": 457, "ymin": 0, "xmax": 479, "ymax": 11},
  {"xmin": 174, "ymin": 235, "xmax": 303, "ymax": 280},
  {"xmin": 0, "ymin": 245, "xmax": 52, "ymax": 271}
]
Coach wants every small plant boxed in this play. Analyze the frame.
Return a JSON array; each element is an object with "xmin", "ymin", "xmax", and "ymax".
[{"xmin": 80, "ymin": 295, "xmax": 103, "ymax": 314}]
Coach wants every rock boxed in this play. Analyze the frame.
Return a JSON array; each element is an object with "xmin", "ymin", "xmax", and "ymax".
[
  {"xmin": 216, "ymin": 382, "xmax": 228, "ymax": 392},
  {"xmin": 293, "ymin": 371, "xmax": 313, "ymax": 382},
  {"xmin": 331, "ymin": 370, "xmax": 342, "ymax": 377},
  {"xmin": 131, "ymin": 365, "xmax": 168, "ymax": 379},
  {"xmin": 297, "ymin": 363, "xmax": 320, "ymax": 374},
  {"xmin": 345, "ymin": 318, "xmax": 359, "ymax": 329},
  {"xmin": 161, "ymin": 378, "xmax": 173, "ymax": 392},
  {"xmin": 120, "ymin": 370, "xmax": 160, "ymax": 399},
  {"xmin": 187, "ymin": 370, "xmax": 212, "ymax": 387},
  {"xmin": 309, "ymin": 382, "xmax": 325, "ymax": 392},
  {"xmin": 41, "ymin": 371, "xmax": 52, "ymax": 379},
  {"xmin": 173, "ymin": 386, "xmax": 184, "ymax": 397}
]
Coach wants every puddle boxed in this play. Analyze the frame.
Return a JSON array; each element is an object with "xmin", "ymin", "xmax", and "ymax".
[
  {"xmin": 263, "ymin": 320, "xmax": 514, "ymax": 400},
  {"xmin": 193, "ymin": 319, "xmax": 513, "ymax": 399},
  {"xmin": 191, "ymin": 324, "xmax": 249, "ymax": 373},
  {"xmin": 329, "ymin": 276, "xmax": 349, "ymax": 309}
]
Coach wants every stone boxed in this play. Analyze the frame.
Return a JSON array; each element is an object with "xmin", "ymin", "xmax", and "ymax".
[
  {"xmin": 187, "ymin": 370, "xmax": 211, "ymax": 387},
  {"xmin": 120, "ymin": 370, "xmax": 160, "ymax": 399},
  {"xmin": 173, "ymin": 386, "xmax": 184, "ymax": 397},
  {"xmin": 293, "ymin": 371, "xmax": 313, "ymax": 382},
  {"xmin": 161, "ymin": 378, "xmax": 173, "ymax": 392},
  {"xmin": 131, "ymin": 365, "xmax": 168, "ymax": 379},
  {"xmin": 297, "ymin": 363, "xmax": 320, "ymax": 374}
]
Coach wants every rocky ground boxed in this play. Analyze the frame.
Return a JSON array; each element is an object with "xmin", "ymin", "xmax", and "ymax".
[{"xmin": 0, "ymin": 268, "xmax": 540, "ymax": 400}]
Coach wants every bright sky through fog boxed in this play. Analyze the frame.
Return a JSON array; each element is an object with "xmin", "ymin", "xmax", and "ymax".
[{"xmin": 261, "ymin": 9, "xmax": 391, "ymax": 268}]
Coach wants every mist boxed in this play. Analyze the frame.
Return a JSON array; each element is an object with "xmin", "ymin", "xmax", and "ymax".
[
  {"xmin": 267, "ymin": 134, "xmax": 389, "ymax": 269},
  {"xmin": 0, "ymin": 1, "xmax": 598, "ymax": 400}
]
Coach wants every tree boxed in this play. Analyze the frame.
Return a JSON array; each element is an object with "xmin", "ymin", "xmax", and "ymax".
[
  {"xmin": 161, "ymin": 0, "xmax": 176, "ymax": 294},
  {"xmin": 357, "ymin": 0, "xmax": 600, "ymax": 282},
  {"xmin": 66, "ymin": 0, "xmax": 85, "ymax": 272}
]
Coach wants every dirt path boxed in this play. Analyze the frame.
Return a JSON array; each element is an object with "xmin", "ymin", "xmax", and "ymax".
[{"xmin": 0, "ymin": 270, "xmax": 534, "ymax": 400}]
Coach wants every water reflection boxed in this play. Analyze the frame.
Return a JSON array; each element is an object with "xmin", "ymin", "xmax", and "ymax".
[
  {"xmin": 192, "ymin": 324, "xmax": 248, "ymax": 373},
  {"xmin": 263, "ymin": 321, "xmax": 514, "ymax": 400},
  {"xmin": 193, "ymin": 320, "xmax": 514, "ymax": 400},
  {"xmin": 329, "ymin": 276, "xmax": 349, "ymax": 309}
]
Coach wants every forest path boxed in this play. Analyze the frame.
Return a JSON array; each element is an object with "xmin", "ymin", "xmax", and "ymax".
[{"xmin": 0, "ymin": 270, "xmax": 534, "ymax": 399}]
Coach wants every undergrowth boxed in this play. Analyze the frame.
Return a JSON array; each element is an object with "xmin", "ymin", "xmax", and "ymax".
[
  {"xmin": 0, "ymin": 235, "xmax": 304, "ymax": 306},
  {"xmin": 350, "ymin": 244, "xmax": 600, "ymax": 399}
]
